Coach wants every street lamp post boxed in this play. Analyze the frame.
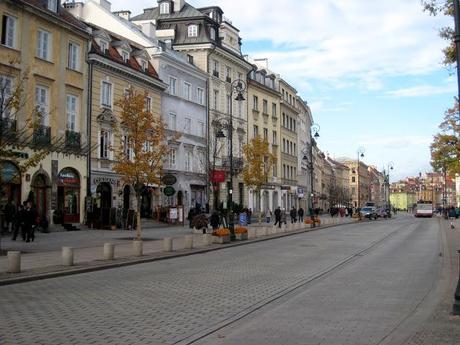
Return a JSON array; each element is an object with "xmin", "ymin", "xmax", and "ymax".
[
  {"xmin": 217, "ymin": 79, "xmax": 246, "ymax": 239},
  {"xmin": 357, "ymin": 147, "xmax": 365, "ymax": 211},
  {"xmin": 385, "ymin": 162, "xmax": 394, "ymax": 214},
  {"xmin": 303, "ymin": 124, "xmax": 320, "ymax": 226}
]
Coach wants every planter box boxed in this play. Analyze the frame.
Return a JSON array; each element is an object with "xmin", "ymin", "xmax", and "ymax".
[
  {"xmin": 212, "ymin": 235, "xmax": 230, "ymax": 244},
  {"xmin": 235, "ymin": 233, "xmax": 248, "ymax": 241}
]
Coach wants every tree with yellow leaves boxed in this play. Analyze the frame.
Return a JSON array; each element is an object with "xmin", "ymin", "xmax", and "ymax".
[
  {"xmin": 243, "ymin": 135, "xmax": 276, "ymax": 223},
  {"xmin": 113, "ymin": 88, "xmax": 168, "ymax": 240}
]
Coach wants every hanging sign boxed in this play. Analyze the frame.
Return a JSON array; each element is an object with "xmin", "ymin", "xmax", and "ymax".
[
  {"xmin": 164, "ymin": 186, "xmax": 176, "ymax": 196},
  {"xmin": 162, "ymin": 174, "xmax": 177, "ymax": 186}
]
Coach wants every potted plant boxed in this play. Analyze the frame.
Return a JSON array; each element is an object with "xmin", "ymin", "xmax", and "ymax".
[
  {"xmin": 234, "ymin": 226, "xmax": 248, "ymax": 240},
  {"xmin": 212, "ymin": 228, "xmax": 231, "ymax": 244}
]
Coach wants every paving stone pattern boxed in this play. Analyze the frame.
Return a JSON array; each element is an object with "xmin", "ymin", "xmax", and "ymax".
[{"xmin": 0, "ymin": 218, "xmax": 409, "ymax": 345}]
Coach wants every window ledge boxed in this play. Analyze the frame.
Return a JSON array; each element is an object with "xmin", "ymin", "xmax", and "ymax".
[{"xmin": 35, "ymin": 56, "xmax": 54, "ymax": 65}]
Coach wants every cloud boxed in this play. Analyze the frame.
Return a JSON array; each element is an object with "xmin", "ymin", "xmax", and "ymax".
[
  {"xmin": 386, "ymin": 83, "xmax": 457, "ymax": 98},
  {"xmin": 107, "ymin": 0, "xmax": 451, "ymax": 97}
]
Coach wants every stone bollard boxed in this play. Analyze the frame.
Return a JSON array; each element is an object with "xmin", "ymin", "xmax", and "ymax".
[
  {"xmin": 163, "ymin": 237, "xmax": 173, "ymax": 252},
  {"xmin": 62, "ymin": 247, "xmax": 74, "ymax": 266},
  {"xmin": 7, "ymin": 251, "xmax": 21, "ymax": 273},
  {"xmin": 104, "ymin": 243, "xmax": 115, "ymax": 260},
  {"xmin": 184, "ymin": 235, "xmax": 193, "ymax": 250},
  {"xmin": 133, "ymin": 240, "xmax": 143, "ymax": 257},
  {"xmin": 203, "ymin": 234, "xmax": 213, "ymax": 246}
]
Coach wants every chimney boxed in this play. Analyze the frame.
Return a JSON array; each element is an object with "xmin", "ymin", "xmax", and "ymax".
[
  {"xmin": 173, "ymin": 0, "xmax": 185, "ymax": 13},
  {"xmin": 113, "ymin": 10, "xmax": 131, "ymax": 21},
  {"xmin": 141, "ymin": 21, "xmax": 156, "ymax": 39},
  {"xmin": 254, "ymin": 58, "xmax": 269, "ymax": 69},
  {"xmin": 93, "ymin": 0, "xmax": 111, "ymax": 11}
]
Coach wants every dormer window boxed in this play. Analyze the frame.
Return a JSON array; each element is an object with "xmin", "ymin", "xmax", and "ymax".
[
  {"xmin": 210, "ymin": 27, "xmax": 216, "ymax": 40},
  {"xmin": 160, "ymin": 2, "xmax": 170, "ymax": 14},
  {"xmin": 188, "ymin": 25, "xmax": 198, "ymax": 38},
  {"xmin": 122, "ymin": 50, "xmax": 129, "ymax": 63},
  {"xmin": 100, "ymin": 40, "xmax": 108, "ymax": 54},
  {"xmin": 141, "ymin": 60, "xmax": 148, "ymax": 71},
  {"xmin": 47, "ymin": 0, "xmax": 58, "ymax": 12}
]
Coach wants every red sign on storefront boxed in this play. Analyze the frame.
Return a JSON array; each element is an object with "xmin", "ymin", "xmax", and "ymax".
[{"xmin": 211, "ymin": 170, "xmax": 226, "ymax": 183}]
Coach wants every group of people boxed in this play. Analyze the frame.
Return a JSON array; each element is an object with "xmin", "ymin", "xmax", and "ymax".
[{"xmin": 2, "ymin": 199, "xmax": 41, "ymax": 242}]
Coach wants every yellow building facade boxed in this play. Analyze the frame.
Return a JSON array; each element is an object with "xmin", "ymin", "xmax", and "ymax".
[
  {"xmin": 86, "ymin": 27, "xmax": 166, "ymax": 228},
  {"xmin": 0, "ymin": 0, "xmax": 90, "ymax": 225},
  {"xmin": 246, "ymin": 62, "xmax": 281, "ymax": 213}
]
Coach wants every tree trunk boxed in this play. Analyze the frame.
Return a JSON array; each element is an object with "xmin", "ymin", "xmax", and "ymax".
[
  {"xmin": 257, "ymin": 189, "xmax": 262, "ymax": 225},
  {"xmin": 136, "ymin": 194, "xmax": 142, "ymax": 240}
]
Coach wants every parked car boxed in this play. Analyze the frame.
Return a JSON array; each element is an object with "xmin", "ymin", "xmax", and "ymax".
[{"xmin": 360, "ymin": 206, "xmax": 378, "ymax": 220}]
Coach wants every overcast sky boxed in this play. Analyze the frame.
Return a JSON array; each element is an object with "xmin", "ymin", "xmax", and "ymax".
[{"xmin": 109, "ymin": 0, "xmax": 454, "ymax": 181}]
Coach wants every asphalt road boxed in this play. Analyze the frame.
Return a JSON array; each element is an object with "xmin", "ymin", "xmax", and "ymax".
[{"xmin": 0, "ymin": 214, "xmax": 445, "ymax": 345}]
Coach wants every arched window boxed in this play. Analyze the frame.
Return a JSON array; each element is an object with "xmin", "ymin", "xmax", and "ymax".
[
  {"xmin": 188, "ymin": 25, "xmax": 198, "ymax": 37},
  {"xmin": 160, "ymin": 2, "xmax": 170, "ymax": 14}
]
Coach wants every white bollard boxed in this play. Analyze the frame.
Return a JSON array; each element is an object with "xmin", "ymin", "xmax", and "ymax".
[
  {"xmin": 7, "ymin": 251, "xmax": 21, "ymax": 273},
  {"xmin": 184, "ymin": 235, "xmax": 193, "ymax": 250},
  {"xmin": 133, "ymin": 240, "xmax": 143, "ymax": 256},
  {"xmin": 104, "ymin": 243, "xmax": 115, "ymax": 260},
  {"xmin": 203, "ymin": 234, "xmax": 213, "ymax": 246},
  {"xmin": 62, "ymin": 247, "xmax": 74, "ymax": 266},
  {"xmin": 163, "ymin": 237, "xmax": 173, "ymax": 252}
]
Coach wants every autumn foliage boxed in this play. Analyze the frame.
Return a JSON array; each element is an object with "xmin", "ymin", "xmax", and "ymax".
[
  {"xmin": 113, "ymin": 88, "xmax": 168, "ymax": 240},
  {"xmin": 242, "ymin": 136, "xmax": 276, "ymax": 221},
  {"xmin": 430, "ymin": 100, "xmax": 460, "ymax": 176}
]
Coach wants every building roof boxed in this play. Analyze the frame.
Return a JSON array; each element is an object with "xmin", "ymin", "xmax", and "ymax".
[
  {"xmin": 89, "ymin": 30, "xmax": 160, "ymax": 80},
  {"xmin": 131, "ymin": 2, "xmax": 205, "ymax": 21},
  {"xmin": 19, "ymin": 0, "xmax": 87, "ymax": 31}
]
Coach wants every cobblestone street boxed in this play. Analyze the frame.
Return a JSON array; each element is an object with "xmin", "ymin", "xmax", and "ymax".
[{"xmin": 1, "ymin": 215, "xmax": 457, "ymax": 344}]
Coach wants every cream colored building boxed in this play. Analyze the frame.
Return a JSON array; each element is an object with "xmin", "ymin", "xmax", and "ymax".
[
  {"xmin": 279, "ymin": 79, "xmax": 300, "ymax": 211},
  {"xmin": 337, "ymin": 158, "xmax": 370, "ymax": 208},
  {"xmin": 132, "ymin": 3, "xmax": 253, "ymax": 210},
  {"xmin": 0, "ymin": 0, "xmax": 90, "ymax": 225},
  {"xmin": 246, "ymin": 59, "xmax": 281, "ymax": 213}
]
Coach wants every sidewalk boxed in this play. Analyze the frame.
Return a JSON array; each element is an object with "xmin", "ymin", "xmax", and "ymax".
[
  {"xmin": 0, "ymin": 216, "xmax": 357, "ymax": 285},
  {"xmin": 401, "ymin": 216, "xmax": 460, "ymax": 345}
]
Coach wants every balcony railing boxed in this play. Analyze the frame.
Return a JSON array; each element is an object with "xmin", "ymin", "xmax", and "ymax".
[
  {"xmin": 0, "ymin": 118, "xmax": 17, "ymax": 140},
  {"xmin": 65, "ymin": 130, "xmax": 81, "ymax": 149},
  {"xmin": 33, "ymin": 125, "xmax": 51, "ymax": 146},
  {"xmin": 221, "ymin": 157, "xmax": 244, "ymax": 173}
]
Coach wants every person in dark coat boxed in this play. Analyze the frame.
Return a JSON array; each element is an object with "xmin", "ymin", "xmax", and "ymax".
[
  {"xmin": 3, "ymin": 199, "xmax": 16, "ymax": 233},
  {"xmin": 298, "ymin": 207, "xmax": 304, "ymax": 223},
  {"xmin": 12, "ymin": 204, "xmax": 23, "ymax": 241},
  {"xmin": 274, "ymin": 207, "xmax": 282, "ymax": 228},
  {"xmin": 449, "ymin": 207, "xmax": 456, "ymax": 229},
  {"xmin": 290, "ymin": 207, "xmax": 297, "ymax": 224},
  {"xmin": 187, "ymin": 208, "xmax": 196, "ymax": 228},
  {"xmin": 23, "ymin": 201, "xmax": 36, "ymax": 242},
  {"xmin": 209, "ymin": 212, "xmax": 220, "ymax": 231}
]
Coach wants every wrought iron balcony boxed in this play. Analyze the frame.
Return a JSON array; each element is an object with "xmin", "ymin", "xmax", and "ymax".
[
  {"xmin": 65, "ymin": 130, "xmax": 81, "ymax": 149},
  {"xmin": 33, "ymin": 125, "xmax": 51, "ymax": 146},
  {"xmin": 0, "ymin": 118, "xmax": 17, "ymax": 140},
  {"xmin": 221, "ymin": 157, "xmax": 244, "ymax": 173}
]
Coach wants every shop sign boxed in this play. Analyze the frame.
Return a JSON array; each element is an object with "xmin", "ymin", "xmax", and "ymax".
[
  {"xmin": 58, "ymin": 169, "xmax": 80, "ymax": 187},
  {"xmin": 93, "ymin": 176, "xmax": 118, "ymax": 186},
  {"xmin": 211, "ymin": 170, "xmax": 226, "ymax": 183},
  {"xmin": 164, "ymin": 186, "xmax": 176, "ymax": 196},
  {"xmin": 0, "ymin": 161, "xmax": 20, "ymax": 184},
  {"xmin": 262, "ymin": 184, "xmax": 276, "ymax": 190},
  {"xmin": 162, "ymin": 174, "xmax": 177, "ymax": 186},
  {"xmin": 281, "ymin": 186, "xmax": 290, "ymax": 191}
]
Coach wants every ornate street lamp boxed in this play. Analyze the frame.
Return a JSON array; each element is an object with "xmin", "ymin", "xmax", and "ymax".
[
  {"xmin": 302, "ymin": 123, "xmax": 320, "ymax": 226},
  {"xmin": 357, "ymin": 147, "xmax": 365, "ymax": 211},
  {"xmin": 220, "ymin": 79, "xmax": 246, "ymax": 239}
]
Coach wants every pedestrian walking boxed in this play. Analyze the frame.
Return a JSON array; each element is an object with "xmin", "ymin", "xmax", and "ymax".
[
  {"xmin": 11, "ymin": 204, "xmax": 24, "ymax": 241},
  {"xmin": 247, "ymin": 208, "xmax": 252, "ymax": 224},
  {"xmin": 449, "ymin": 207, "xmax": 456, "ymax": 229},
  {"xmin": 290, "ymin": 207, "xmax": 297, "ymax": 224},
  {"xmin": 209, "ymin": 212, "xmax": 220, "ymax": 231},
  {"xmin": 297, "ymin": 207, "xmax": 304, "ymax": 223},
  {"xmin": 187, "ymin": 207, "xmax": 196, "ymax": 229},
  {"xmin": 274, "ymin": 207, "xmax": 282, "ymax": 228},
  {"xmin": 23, "ymin": 201, "xmax": 36, "ymax": 242},
  {"xmin": 3, "ymin": 199, "xmax": 16, "ymax": 233}
]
